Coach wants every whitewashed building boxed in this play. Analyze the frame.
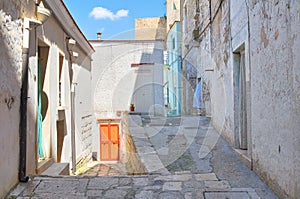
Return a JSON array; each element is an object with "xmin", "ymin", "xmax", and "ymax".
[
  {"xmin": 90, "ymin": 39, "xmax": 164, "ymax": 160},
  {"xmin": 0, "ymin": 0, "xmax": 94, "ymax": 197},
  {"xmin": 181, "ymin": 0, "xmax": 300, "ymax": 198}
]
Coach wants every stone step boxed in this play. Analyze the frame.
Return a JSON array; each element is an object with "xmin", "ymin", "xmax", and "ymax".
[
  {"xmin": 234, "ymin": 149, "xmax": 252, "ymax": 169},
  {"xmin": 41, "ymin": 162, "xmax": 69, "ymax": 176},
  {"xmin": 37, "ymin": 158, "xmax": 55, "ymax": 174}
]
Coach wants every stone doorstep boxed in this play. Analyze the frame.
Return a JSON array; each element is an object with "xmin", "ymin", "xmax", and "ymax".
[
  {"xmin": 41, "ymin": 162, "xmax": 69, "ymax": 176},
  {"xmin": 234, "ymin": 148, "xmax": 252, "ymax": 169},
  {"xmin": 154, "ymin": 174, "xmax": 193, "ymax": 181},
  {"xmin": 204, "ymin": 188, "xmax": 261, "ymax": 199},
  {"xmin": 36, "ymin": 158, "xmax": 55, "ymax": 174},
  {"xmin": 204, "ymin": 191, "xmax": 251, "ymax": 199}
]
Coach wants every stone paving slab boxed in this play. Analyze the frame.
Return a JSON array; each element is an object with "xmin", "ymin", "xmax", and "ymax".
[
  {"xmin": 204, "ymin": 180, "xmax": 231, "ymax": 190},
  {"xmin": 154, "ymin": 174, "xmax": 192, "ymax": 181},
  {"xmin": 205, "ymin": 191, "xmax": 251, "ymax": 199},
  {"xmin": 194, "ymin": 173, "xmax": 218, "ymax": 181}
]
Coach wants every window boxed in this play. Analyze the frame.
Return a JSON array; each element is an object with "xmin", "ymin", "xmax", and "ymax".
[
  {"xmin": 172, "ymin": 0, "xmax": 177, "ymax": 10},
  {"xmin": 184, "ymin": 6, "xmax": 188, "ymax": 34},
  {"xmin": 233, "ymin": 44, "xmax": 248, "ymax": 150},
  {"xmin": 172, "ymin": 38, "xmax": 176, "ymax": 49}
]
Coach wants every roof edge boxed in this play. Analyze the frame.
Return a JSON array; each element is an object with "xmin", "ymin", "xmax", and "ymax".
[
  {"xmin": 44, "ymin": 0, "xmax": 94, "ymax": 55},
  {"xmin": 89, "ymin": 39, "xmax": 165, "ymax": 43}
]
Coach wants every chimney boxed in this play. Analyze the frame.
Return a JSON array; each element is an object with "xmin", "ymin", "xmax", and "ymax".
[{"xmin": 97, "ymin": 32, "xmax": 102, "ymax": 40}]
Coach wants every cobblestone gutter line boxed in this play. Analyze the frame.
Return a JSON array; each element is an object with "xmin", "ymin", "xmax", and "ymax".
[{"xmin": 7, "ymin": 172, "xmax": 261, "ymax": 199}]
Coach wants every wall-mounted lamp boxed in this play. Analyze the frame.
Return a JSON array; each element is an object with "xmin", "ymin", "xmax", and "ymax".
[
  {"xmin": 66, "ymin": 38, "xmax": 78, "ymax": 60},
  {"xmin": 71, "ymin": 51, "xmax": 79, "ymax": 59},
  {"xmin": 37, "ymin": 1, "xmax": 51, "ymax": 24},
  {"xmin": 68, "ymin": 38, "xmax": 76, "ymax": 51},
  {"xmin": 23, "ymin": 1, "xmax": 50, "ymax": 48}
]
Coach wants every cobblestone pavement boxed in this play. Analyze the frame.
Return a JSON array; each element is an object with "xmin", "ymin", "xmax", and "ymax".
[
  {"xmin": 8, "ymin": 173, "xmax": 265, "ymax": 199},
  {"xmin": 8, "ymin": 116, "xmax": 278, "ymax": 198}
]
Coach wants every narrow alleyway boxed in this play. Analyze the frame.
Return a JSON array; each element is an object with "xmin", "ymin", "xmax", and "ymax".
[{"xmin": 8, "ymin": 115, "xmax": 278, "ymax": 199}]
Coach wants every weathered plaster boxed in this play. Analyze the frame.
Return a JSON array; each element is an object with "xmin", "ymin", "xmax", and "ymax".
[
  {"xmin": 210, "ymin": 0, "xmax": 234, "ymax": 143},
  {"xmin": 249, "ymin": 1, "xmax": 300, "ymax": 198},
  {"xmin": 0, "ymin": 3, "xmax": 22, "ymax": 198},
  {"xmin": 0, "ymin": 0, "xmax": 92, "ymax": 196},
  {"xmin": 182, "ymin": 0, "xmax": 299, "ymax": 197}
]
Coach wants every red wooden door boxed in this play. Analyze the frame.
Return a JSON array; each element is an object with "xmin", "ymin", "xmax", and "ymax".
[{"xmin": 100, "ymin": 124, "xmax": 119, "ymax": 161}]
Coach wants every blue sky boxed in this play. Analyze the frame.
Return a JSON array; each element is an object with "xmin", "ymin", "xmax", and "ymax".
[{"xmin": 64, "ymin": 0, "xmax": 166, "ymax": 40}]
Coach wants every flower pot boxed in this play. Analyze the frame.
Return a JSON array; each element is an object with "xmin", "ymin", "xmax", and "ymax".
[{"xmin": 130, "ymin": 106, "xmax": 135, "ymax": 111}]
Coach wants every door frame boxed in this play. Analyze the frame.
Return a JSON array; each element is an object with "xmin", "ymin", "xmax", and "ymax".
[
  {"xmin": 99, "ymin": 122, "xmax": 120, "ymax": 161},
  {"xmin": 233, "ymin": 44, "xmax": 248, "ymax": 150}
]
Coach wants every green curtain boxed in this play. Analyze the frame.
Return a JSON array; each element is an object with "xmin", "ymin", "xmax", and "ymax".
[{"xmin": 37, "ymin": 61, "xmax": 45, "ymax": 159}]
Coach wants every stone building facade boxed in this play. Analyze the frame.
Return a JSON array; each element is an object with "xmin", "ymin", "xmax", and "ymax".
[
  {"xmin": 90, "ymin": 39, "xmax": 164, "ymax": 160},
  {"xmin": 181, "ymin": 0, "xmax": 300, "ymax": 198},
  {"xmin": 165, "ymin": 0, "xmax": 182, "ymax": 116},
  {"xmin": 166, "ymin": 0, "xmax": 181, "ymax": 32},
  {"xmin": 248, "ymin": 1, "xmax": 300, "ymax": 198},
  {"xmin": 181, "ymin": 0, "xmax": 213, "ymax": 116},
  {"xmin": 0, "ymin": 0, "xmax": 94, "ymax": 197},
  {"xmin": 135, "ymin": 17, "xmax": 167, "ymax": 40}
]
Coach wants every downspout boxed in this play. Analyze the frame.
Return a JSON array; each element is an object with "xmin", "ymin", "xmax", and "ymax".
[
  {"xmin": 66, "ymin": 37, "xmax": 76, "ymax": 174},
  {"xmin": 19, "ymin": 42, "xmax": 30, "ymax": 183},
  {"xmin": 19, "ymin": 17, "xmax": 36, "ymax": 182},
  {"xmin": 70, "ymin": 84, "xmax": 76, "ymax": 175},
  {"xmin": 19, "ymin": 1, "xmax": 50, "ymax": 180},
  {"xmin": 19, "ymin": 18, "xmax": 41, "ymax": 182}
]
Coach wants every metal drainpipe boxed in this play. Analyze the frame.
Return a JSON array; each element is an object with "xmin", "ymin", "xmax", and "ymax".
[
  {"xmin": 70, "ymin": 84, "xmax": 76, "ymax": 174},
  {"xmin": 19, "ymin": 2, "xmax": 50, "ymax": 180},
  {"xmin": 19, "ymin": 16, "xmax": 43, "ymax": 182},
  {"xmin": 66, "ymin": 38, "xmax": 76, "ymax": 174},
  {"xmin": 19, "ymin": 47, "xmax": 30, "ymax": 182}
]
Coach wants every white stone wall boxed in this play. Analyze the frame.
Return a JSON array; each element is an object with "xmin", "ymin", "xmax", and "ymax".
[
  {"xmin": 230, "ymin": 1, "xmax": 251, "ymax": 152},
  {"xmin": 249, "ymin": 1, "xmax": 300, "ymax": 198},
  {"xmin": 0, "ymin": 1, "xmax": 93, "ymax": 195},
  {"xmin": 72, "ymin": 51, "xmax": 93, "ymax": 167},
  {"xmin": 35, "ymin": 22, "xmax": 95, "ymax": 167},
  {"xmin": 0, "ymin": 2, "xmax": 22, "ymax": 197},
  {"xmin": 181, "ymin": 0, "xmax": 199, "ymax": 115},
  {"xmin": 29, "ymin": 6, "xmax": 93, "ymax": 172},
  {"xmin": 91, "ymin": 40, "xmax": 164, "ymax": 159},
  {"xmin": 182, "ymin": 0, "xmax": 300, "ymax": 198},
  {"xmin": 181, "ymin": 0, "xmax": 213, "ymax": 116},
  {"xmin": 91, "ymin": 41, "xmax": 164, "ymax": 116},
  {"xmin": 209, "ymin": 0, "xmax": 233, "ymax": 143}
]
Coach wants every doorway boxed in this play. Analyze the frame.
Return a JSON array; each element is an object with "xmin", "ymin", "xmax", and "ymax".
[
  {"xmin": 100, "ymin": 123, "xmax": 120, "ymax": 161},
  {"xmin": 37, "ymin": 44, "xmax": 50, "ymax": 160},
  {"xmin": 36, "ymin": 43, "xmax": 52, "ymax": 174},
  {"xmin": 234, "ymin": 46, "xmax": 248, "ymax": 150}
]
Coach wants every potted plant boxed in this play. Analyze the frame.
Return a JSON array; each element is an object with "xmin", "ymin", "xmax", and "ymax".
[{"xmin": 130, "ymin": 103, "xmax": 135, "ymax": 111}]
